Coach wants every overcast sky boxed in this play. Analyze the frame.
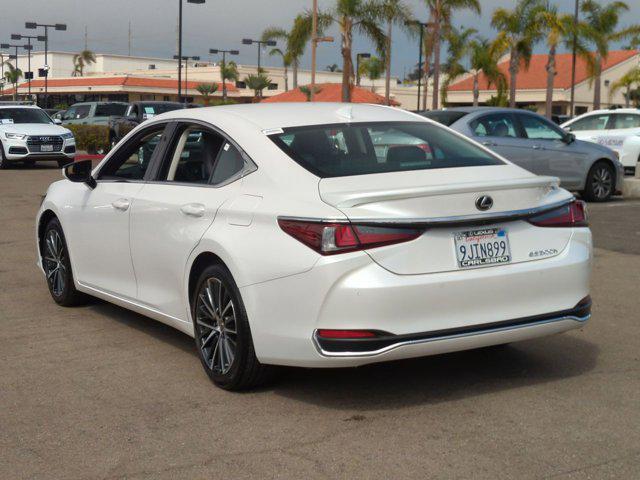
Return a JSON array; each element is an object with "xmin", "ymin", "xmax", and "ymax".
[{"xmin": 3, "ymin": 0, "xmax": 639, "ymax": 77}]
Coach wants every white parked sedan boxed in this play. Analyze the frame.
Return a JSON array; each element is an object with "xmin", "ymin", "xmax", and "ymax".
[
  {"xmin": 36, "ymin": 103, "xmax": 592, "ymax": 390},
  {"xmin": 562, "ymin": 108, "xmax": 640, "ymax": 174}
]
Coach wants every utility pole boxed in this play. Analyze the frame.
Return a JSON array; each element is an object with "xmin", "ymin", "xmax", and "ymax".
[
  {"xmin": 570, "ymin": 0, "xmax": 580, "ymax": 117},
  {"xmin": 128, "ymin": 22, "xmax": 132, "ymax": 56},
  {"xmin": 25, "ymin": 22, "xmax": 67, "ymax": 108},
  {"xmin": 84, "ymin": 25, "xmax": 88, "ymax": 50}
]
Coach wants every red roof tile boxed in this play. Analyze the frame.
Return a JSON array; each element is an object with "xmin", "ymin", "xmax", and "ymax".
[
  {"xmin": 449, "ymin": 50, "xmax": 639, "ymax": 92},
  {"xmin": 6, "ymin": 76, "xmax": 236, "ymax": 92},
  {"xmin": 262, "ymin": 83, "xmax": 399, "ymax": 105}
]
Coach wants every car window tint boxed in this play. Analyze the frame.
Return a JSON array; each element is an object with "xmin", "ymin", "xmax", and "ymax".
[
  {"xmin": 470, "ymin": 114, "xmax": 517, "ymax": 138},
  {"xmin": 519, "ymin": 115, "xmax": 564, "ymax": 140},
  {"xmin": 164, "ymin": 127, "xmax": 224, "ymax": 184},
  {"xmin": 95, "ymin": 103, "xmax": 128, "ymax": 117},
  {"xmin": 211, "ymin": 142, "xmax": 245, "ymax": 185},
  {"xmin": 569, "ymin": 114, "xmax": 609, "ymax": 131},
  {"xmin": 421, "ymin": 111, "xmax": 468, "ymax": 126},
  {"xmin": 100, "ymin": 128, "xmax": 164, "ymax": 180},
  {"xmin": 611, "ymin": 113, "xmax": 640, "ymax": 129},
  {"xmin": 74, "ymin": 105, "xmax": 91, "ymax": 119},
  {"xmin": 269, "ymin": 121, "xmax": 503, "ymax": 178}
]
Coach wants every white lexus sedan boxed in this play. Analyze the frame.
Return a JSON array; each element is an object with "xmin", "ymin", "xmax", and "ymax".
[{"xmin": 36, "ymin": 103, "xmax": 592, "ymax": 390}]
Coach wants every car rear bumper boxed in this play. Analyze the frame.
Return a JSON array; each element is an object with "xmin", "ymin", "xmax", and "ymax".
[{"xmin": 241, "ymin": 228, "xmax": 592, "ymax": 367}]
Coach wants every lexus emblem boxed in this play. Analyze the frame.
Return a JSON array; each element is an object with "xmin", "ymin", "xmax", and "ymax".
[{"xmin": 475, "ymin": 195, "xmax": 493, "ymax": 211}]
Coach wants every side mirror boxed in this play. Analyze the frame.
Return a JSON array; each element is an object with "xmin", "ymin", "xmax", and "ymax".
[
  {"xmin": 63, "ymin": 159, "xmax": 97, "ymax": 189},
  {"xmin": 53, "ymin": 118, "xmax": 62, "ymax": 125},
  {"xmin": 563, "ymin": 126, "xmax": 572, "ymax": 132},
  {"xmin": 563, "ymin": 132, "xmax": 576, "ymax": 144}
]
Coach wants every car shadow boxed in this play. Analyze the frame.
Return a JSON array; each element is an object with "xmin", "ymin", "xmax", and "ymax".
[
  {"xmin": 83, "ymin": 299, "xmax": 598, "ymax": 409},
  {"xmin": 273, "ymin": 334, "xmax": 599, "ymax": 411}
]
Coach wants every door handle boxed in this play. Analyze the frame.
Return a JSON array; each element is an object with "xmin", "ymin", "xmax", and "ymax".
[
  {"xmin": 111, "ymin": 198, "xmax": 130, "ymax": 211},
  {"xmin": 180, "ymin": 203, "xmax": 206, "ymax": 218},
  {"xmin": 532, "ymin": 145, "xmax": 544, "ymax": 150}
]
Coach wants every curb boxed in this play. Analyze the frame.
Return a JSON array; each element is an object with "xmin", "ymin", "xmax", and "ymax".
[{"xmin": 622, "ymin": 178, "xmax": 640, "ymax": 198}]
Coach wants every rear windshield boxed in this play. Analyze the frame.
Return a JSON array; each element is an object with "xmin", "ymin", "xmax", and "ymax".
[
  {"xmin": 420, "ymin": 111, "xmax": 468, "ymax": 126},
  {"xmin": 95, "ymin": 103, "xmax": 128, "ymax": 117},
  {"xmin": 269, "ymin": 121, "xmax": 503, "ymax": 178}
]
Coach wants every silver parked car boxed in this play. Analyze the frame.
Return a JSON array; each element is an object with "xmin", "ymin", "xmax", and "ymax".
[{"xmin": 421, "ymin": 107, "xmax": 624, "ymax": 201}]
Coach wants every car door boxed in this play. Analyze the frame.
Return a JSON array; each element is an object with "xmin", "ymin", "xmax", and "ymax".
[
  {"xmin": 564, "ymin": 113, "xmax": 612, "ymax": 145},
  {"xmin": 129, "ymin": 121, "xmax": 251, "ymax": 321},
  {"xmin": 604, "ymin": 113, "xmax": 640, "ymax": 159},
  {"xmin": 467, "ymin": 112, "xmax": 532, "ymax": 165},
  {"xmin": 513, "ymin": 112, "xmax": 586, "ymax": 187},
  {"xmin": 64, "ymin": 122, "xmax": 171, "ymax": 299}
]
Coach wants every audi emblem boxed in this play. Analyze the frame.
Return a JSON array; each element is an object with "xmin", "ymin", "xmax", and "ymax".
[{"xmin": 475, "ymin": 195, "xmax": 493, "ymax": 211}]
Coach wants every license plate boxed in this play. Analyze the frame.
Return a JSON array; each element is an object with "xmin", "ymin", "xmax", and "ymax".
[
  {"xmin": 41, "ymin": 145, "xmax": 54, "ymax": 152},
  {"xmin": 454, "ymin": 228, "xmax": 511, "ymax": 268}
]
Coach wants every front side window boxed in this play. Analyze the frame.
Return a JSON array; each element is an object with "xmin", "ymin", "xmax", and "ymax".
[
  {"xmin": 99, "ymin": 127, "xmax": 165, "ymax": 180},
  {"xmin": 568, "ymin": 114, "xmax": 610, "ymax": 131},
  {"xmin": 518, "ymin": 114, "xmax": 564, "ymax": 140},
  {"xmin": 269, "ymin": 121, "xmax": 503, "ymax": 178},
  {"xmin": 470, "ymin": 114, "xmax": 518, "ymax": 138},
  {"xmin": 610, "ymin": 113, "xmax": 640, "ymax": 130},
  {"xmin": 0, "ymin": 108, "xmax": 52, "ymax": 124}
]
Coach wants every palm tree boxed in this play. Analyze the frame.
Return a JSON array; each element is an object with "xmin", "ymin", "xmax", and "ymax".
[
  {"xmin": 440, "ymin": 25, "xmax": 477, "ymax": 105},
  {"xmin": 300, "ymin": 85, "xmax": 323, "ymax": 101},
  {"xmin": 491, "ymin": 0, "xmax": 545, "ymax": 108},
  {"xmin": 196, "ymin": 83, "xmax": 218, "ymax": 105},
  {"xmin": 219, "ymin": 60, "xmax": 239, "ymax": 102},
  {"xmin": 468, "ymin": 38, "xmax": 506, "ymax": 107},
  {"xmin": 379, "ymin": 0, "xmax": 413, "ymax": 105},
  {"xmin": 358, "ymin": 56, "xmax": 385, "ymax": 91},
  {"xmin": 262, "ymin": 13, "xmax": 331, "ymax": 90},
  {"xmin": 325, "ymin": 0, "xmax": 387, "ymax": 102},
  {"xmin": 325, "ymin": 63, "xmax": 342, "ymax": 72},
  {"xmin": 71, "ymin": 50, "xmax": 96, "ymax": 77},
  {"xmin": 423, "ymin": 0, "xmax": 481, "ymax": 110},
  {"xmin": 3, "ymin": 63, "xmax": 22, "ymax": 100},
  {"xmin": 244, "ymin": 73, "xmax": 271, "ymax": 100},
  {"xmin": 268, "ymin": 47, "xmax": 291, "ymax": 91},
  {"xmin": 610, "ymin": 67, "xmax": 640, "ymax": 107},
  {"xmin": 580, "ymin": 0, "xmax": 640, "ymax": 110}
]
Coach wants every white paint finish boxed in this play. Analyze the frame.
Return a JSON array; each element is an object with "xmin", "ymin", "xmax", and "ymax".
[{"xmin": 225, "ymin": 194, "xmax": 262, "ymax": 226}]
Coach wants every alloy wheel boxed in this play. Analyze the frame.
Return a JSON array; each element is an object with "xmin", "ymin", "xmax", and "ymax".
[
  {"xmin": 591, "ymin": 166, "xmax": 613, "ymax": 200},
  {"xmin": 43, "ymin": 229, "xmax": 67, "ymax": 297},
  {"xmin": 195, "ymin": 277, "xmax": 237, "ymax": 375}
]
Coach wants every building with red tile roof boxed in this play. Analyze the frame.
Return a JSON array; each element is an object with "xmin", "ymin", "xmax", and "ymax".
[{"xmin": 261, "ymin": 83, "xmax": 400, "ymax": 106}]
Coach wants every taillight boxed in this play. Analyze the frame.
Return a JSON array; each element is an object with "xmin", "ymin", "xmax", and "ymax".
[
  {"xmin": 528, "ymin": 200, "xmax": 588, "ymax": 228},
  {"xmin": 278, "ymin": 219, "xmax": 423, "ymax": 255}
]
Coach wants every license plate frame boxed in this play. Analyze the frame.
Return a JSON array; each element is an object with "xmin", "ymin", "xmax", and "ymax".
[
  {"xmin": 454, "ymin": 227, "xmax": 511, "ymax": 269},
  {"xmin": 40, "ymin": 144, "xmax": 54, "ymax": 152}
]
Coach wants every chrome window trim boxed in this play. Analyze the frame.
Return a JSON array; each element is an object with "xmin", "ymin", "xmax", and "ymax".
[{"xmin": 312, "ymin": 313, "xmax": 591, "ymax": 358}]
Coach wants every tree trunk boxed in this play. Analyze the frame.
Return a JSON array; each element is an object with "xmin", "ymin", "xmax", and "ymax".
[
  {"xmin": 431, "ymin": 9, "xmax": 441, "ymax": 110},
  {"xmin": 473, "ymin": 73, "xmax": 479, "ymax": 107},
  {"xmin": 625, "ymin": 85, "xmax": 631, "ymax": 107},
  {"xmin": 341, "ymin": 18, "xmax": 354, "ymax": 103},
  {"xmin": 284, "ymin": 64, "xmax": 289, "ymax": 92},
  {"xmin": 593, "ymin": 54, "xmax": 602, "ymax": 110},
  {"xmin": 384, "ymin": 21, "xmax": 392, "ymax": 106},
  {"xmin": 292, "ymin": 59, "xmax": 298, "ymax": 89},
  {"xmin": 545, "ymin": 44, "xmax": 557, "ymax": 119},
  {"xmin": 422, "ymin": 35, "xmax": 431, "ymax": 111},
  {"xmin": 221, "ymin": 62, "xmax": 227, "ymax": 101},
  {"xmin": 509, "ymin": 50, "xmax": 518, "ymax": 108}
]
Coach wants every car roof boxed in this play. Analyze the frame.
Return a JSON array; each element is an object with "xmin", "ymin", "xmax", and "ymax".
[
  {"xmin": 578, "ymin": 108, "xmax": 640, "ymax": 115},
  {"xmin": 0, "ymin": 104, "xmax": 41, "ymax": 110},
  {"xmin": 430, "ymin": 107, "xmax": 534, "ymax": 115},
  {"xmin": 154, "ymin": 102, "xmax": 423, "ymax": 130}
]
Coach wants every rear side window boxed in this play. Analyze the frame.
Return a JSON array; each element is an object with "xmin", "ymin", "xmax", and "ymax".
[
  {"xmin": 610, "ymin": 113, "xmax": 640, "ymax": 129},
  {"xmin": 269, "ymin": 121, "xmax": 503, "ymax": 178},
  {"xmin": 470, "ymin": 114, "xmax": 518, "ymax": 138},
  {"xmin": 95, "ymin": 103, "xmax": 128, "ymax": 117},
  {"xmin": 211, "ymin": 143, "xmax": 245, "ymax": 185},
  {"xmin": 421, "ymin": 111, "xmax": 468, "ymax": 126}
]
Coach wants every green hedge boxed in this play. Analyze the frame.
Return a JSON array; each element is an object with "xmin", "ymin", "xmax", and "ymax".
[{"xmin": 65, "ymin": 125, "xmax": 110, "ymax": 154}]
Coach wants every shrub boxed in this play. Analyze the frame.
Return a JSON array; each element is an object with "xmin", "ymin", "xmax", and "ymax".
[{"xmin": 65, "ymin": 124, "xmax": 110, "ymax": 154}]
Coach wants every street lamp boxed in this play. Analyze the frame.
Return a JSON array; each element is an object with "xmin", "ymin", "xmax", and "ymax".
[
  {"xmin": 569, "ymin": 0, "xmax": 580, "ymax": 117},
  {"xmin": 355, "ymin": 53, "xmax": 371, "ymax": 87},
  {"xmin": 241, "ymin": 38, "xmax": 276, "ymax": 73},
  {"xmin": 1, "ymin": 43, "xmax": 32, "ymax": 98},
  {"xmin": 210, "ymin": 48, "xmax": 239, "ymax": 100},
  {"xmin": 25, "ymin": 22, "xmax": 66, "ymax": 108},
  {"xmin": 177, "ymin": 0, "xmax": 206, "ymax": 103},
  {"xmin": 11, "ymin": 34, "xmax": 45, "ymax": 98},
  {"xmin": 174, "ymin": 55, "xmax": 200, "ymax": 103},
  {"xmin": 405, "ymin": 20, "xmax": 430, "ymax": 111}
]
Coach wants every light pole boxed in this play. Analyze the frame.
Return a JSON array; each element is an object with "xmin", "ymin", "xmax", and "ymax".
[
  {"xmin": 0, "ymin": 51, "xmax": 8, "ymax": 98},
  {"xmin": 242, "ymin": 38, "xmax": 276, "ymax": 73},
  {"xmin": 0, "ymin": 43, "xmax": 29, "ymax": 99},
  {"xmin": 210, "ymin": 48, "xmax": 239, "ymax": 101},
  {"xmin": 174, "ymin": 55, "xmax": 200, "ymax": 103},
  {"xmin": 177, "ymin": 0, "xmax": 205, "ymax": 103},
  {"xmin": 569, "ymin": 0, "xmax": 580, "ymax": 117},
  {"xmin": 405, "ymin": 20, "xmax": 429, "ymax": 111},
  {"xmin": 25, "ymin": 22, "xmax": 66, "ymax": 108},
  {"xmin": 11, "ymin": 34, "xmax": 45, "ymax": 98},
  {"xmin": 355, "ymin": 53, "xmax": 371, "ymax": 87}
]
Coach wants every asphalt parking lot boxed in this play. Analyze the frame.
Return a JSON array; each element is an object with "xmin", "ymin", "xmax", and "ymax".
[{"xmin": 1, "ymin": 165, "xmax": 639, "ymax": 480}]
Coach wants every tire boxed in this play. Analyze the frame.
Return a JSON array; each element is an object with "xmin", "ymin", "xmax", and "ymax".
[
  {"xmin": 582, "ymin": 161, "xmax": 615, "ymax": 202},
  {"xmin": 0, "ymin": 144, "xmax": 8, "ymax": 169},
  {"xmin": 191, "ymin": 263, "xmax": 275, "ymax": 390},
  {"xmin": 41, "ymin": 218, "xmax": 88, "ymax": 306}
]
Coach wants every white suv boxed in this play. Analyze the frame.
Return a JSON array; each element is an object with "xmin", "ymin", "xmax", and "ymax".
[
  {"xmin": 562, "ymin": 108, "xmax": 640, "ymax": 174},
  {"xmin": 0, "ymin": 104, "xmax": 76, "ymax": 169}
]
